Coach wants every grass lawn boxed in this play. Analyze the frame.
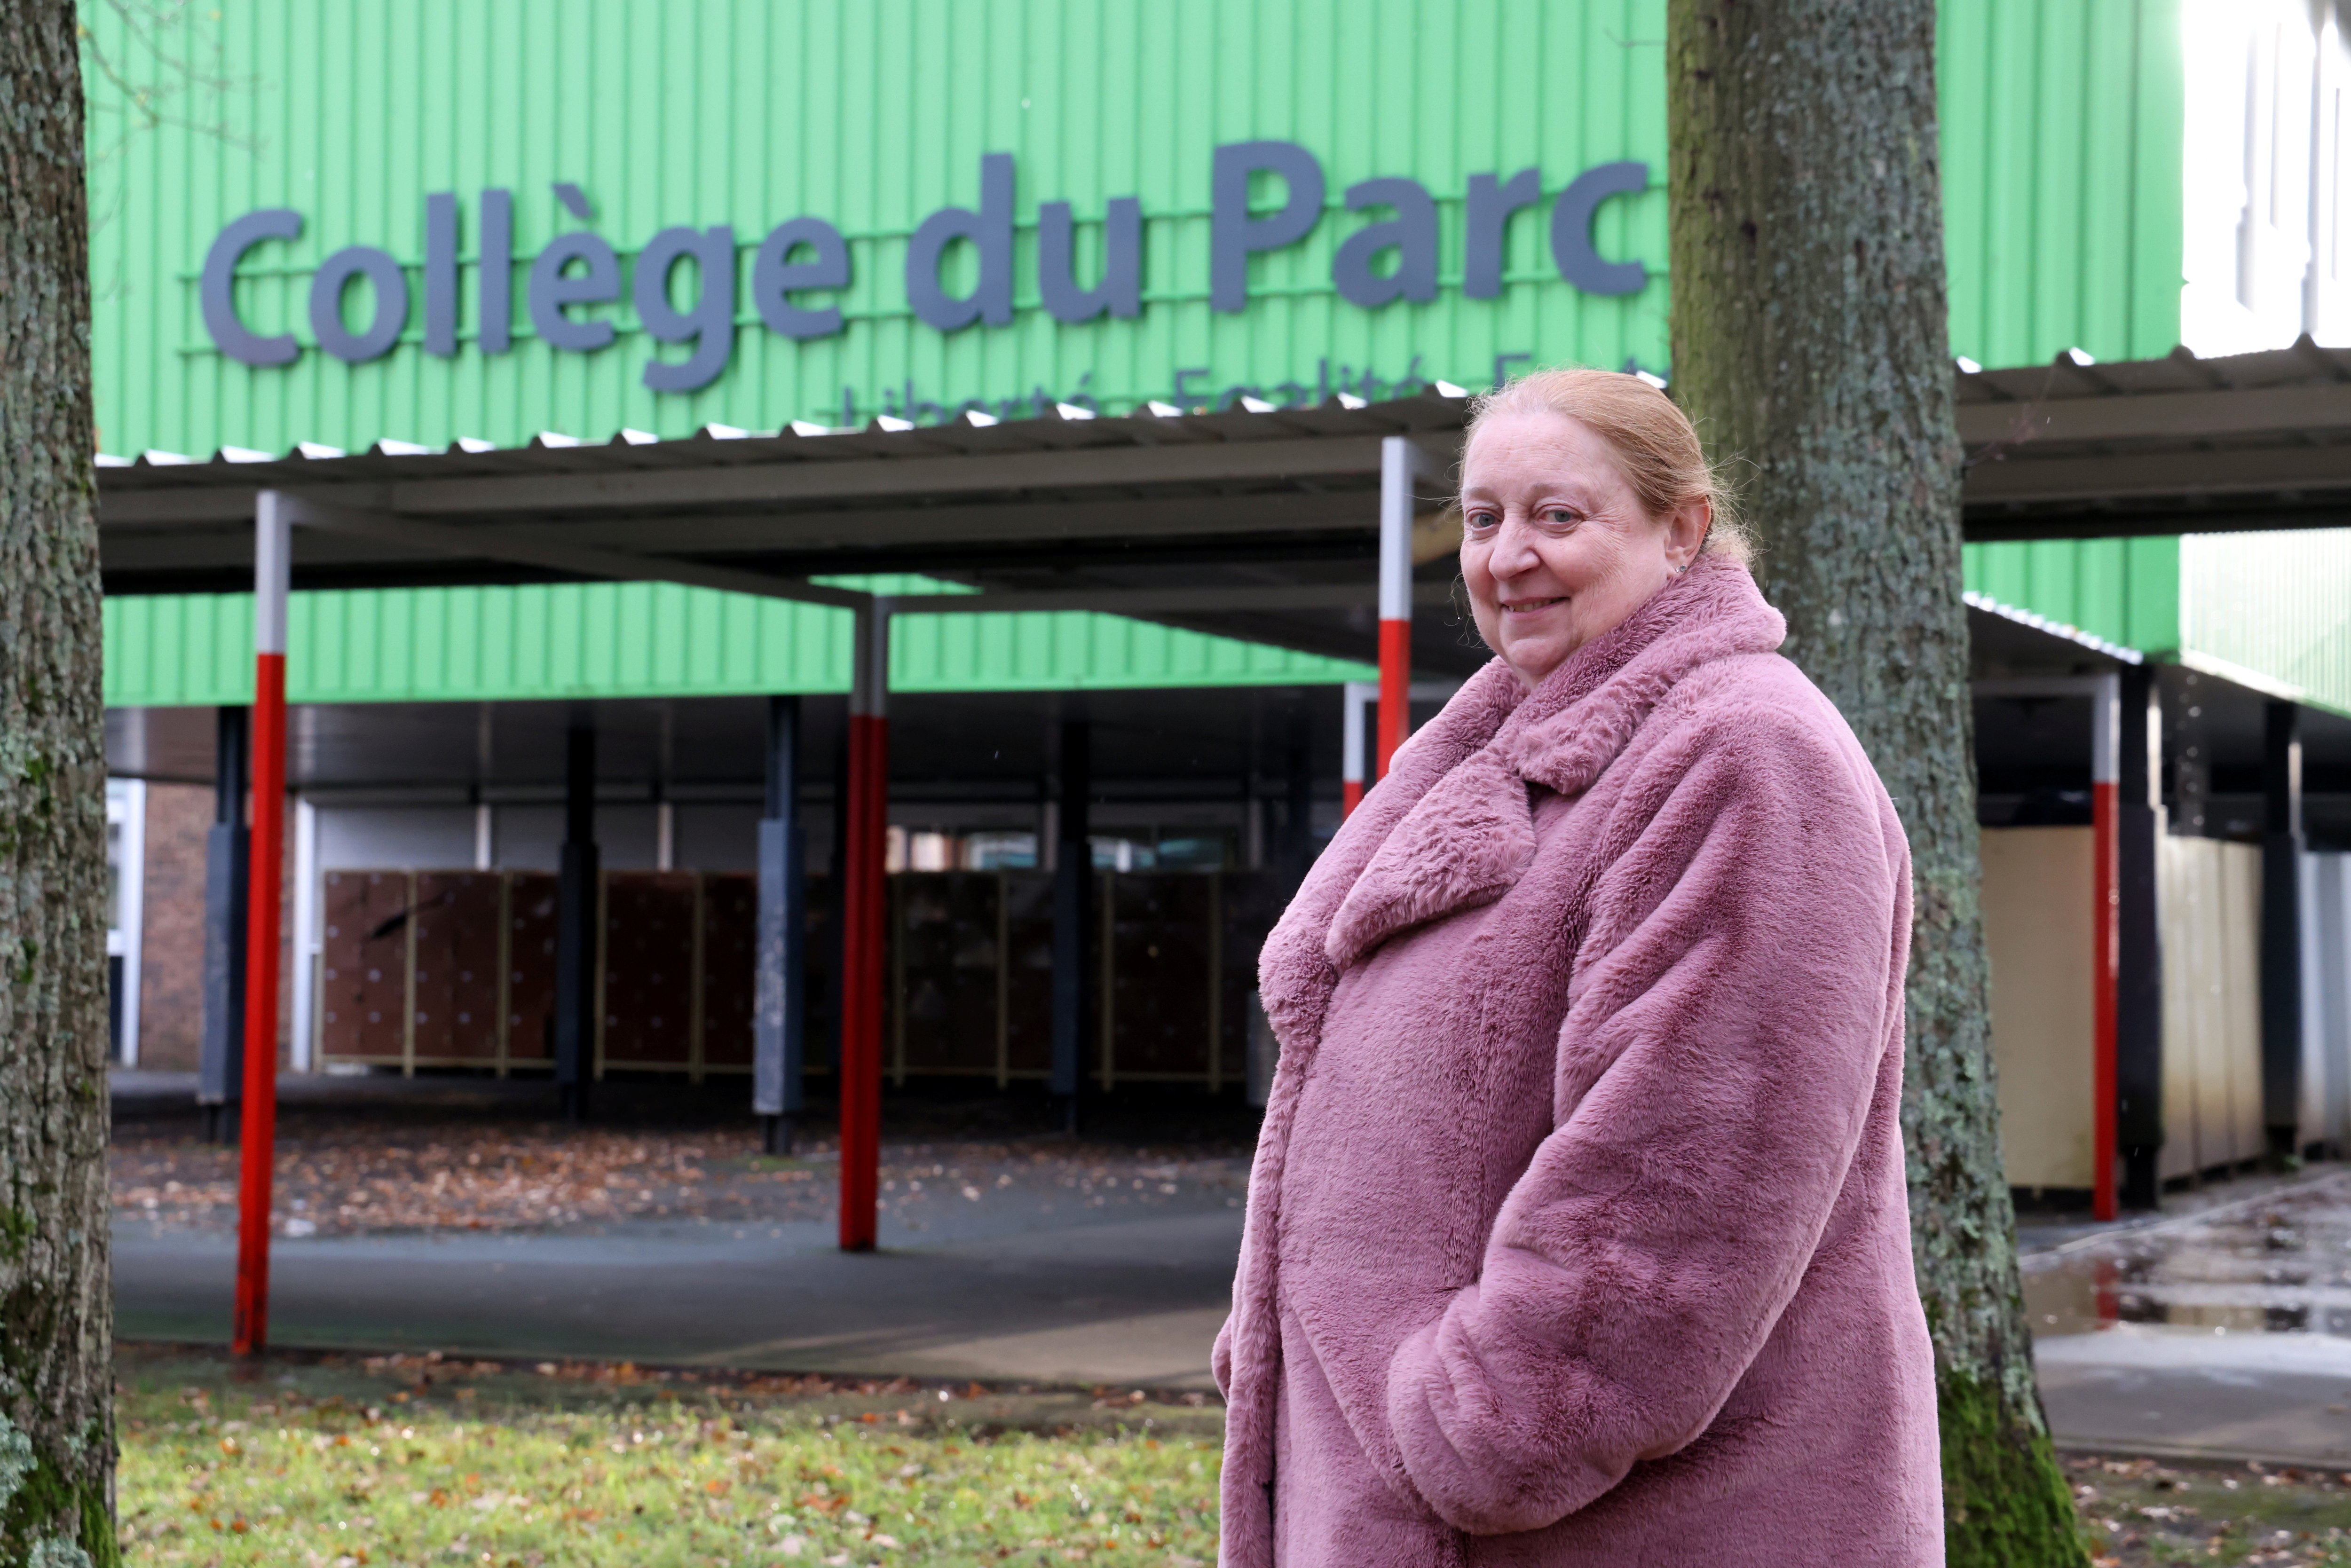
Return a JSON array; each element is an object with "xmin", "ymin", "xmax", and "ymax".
[
  {"xmin": 124, "ymin": 1343, "xmax": 2351, "ymax": 1567},
  {"xmin": 114, "ymin": 1347, "xmax": 1223, "ymax": 1566},
  {"xmin": 2068, "ymin": 1451, "xmax": 2351, "ymax": 1567}
]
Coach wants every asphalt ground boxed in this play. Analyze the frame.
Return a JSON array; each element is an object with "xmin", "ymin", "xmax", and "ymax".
[
  {"xmin": 112, "ymin": 1072, "xmax": 1249, "ymax": 1389},
  {"xmin": 114, "ymin": 1072, "xmax": 2351, "ymax": 1466}
]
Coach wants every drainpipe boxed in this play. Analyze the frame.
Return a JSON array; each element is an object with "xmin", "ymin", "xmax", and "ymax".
[
  {"xmin": 2264, "ymin": 701, "xmax": 2307, "ymax": 1158},
  {"xmin": 2116, "ymin": 666, "xmax": 2166, "ymax": 1210},
  {"xmin": 755, "ymin": 695, "xmax": 807, "ymax": 1155}
]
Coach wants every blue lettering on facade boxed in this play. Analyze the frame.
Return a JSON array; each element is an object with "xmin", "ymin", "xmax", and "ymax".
[{"xmin": 197, "ymin": 152, "xmax": 1650, "ymax": 386}]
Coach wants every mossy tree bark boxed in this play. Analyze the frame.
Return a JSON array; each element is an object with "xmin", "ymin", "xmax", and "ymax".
[
  {"xmin": 0, "ymin": 0, "xmax": 116, "ymax": 1564},
  {"xmin": 1665, "ymin": 3, "xmax": 2085, "ymax": 1564}
]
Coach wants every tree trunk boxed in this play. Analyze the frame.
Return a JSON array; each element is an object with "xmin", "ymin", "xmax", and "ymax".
[
  {"xmin": 0, "ymin": 1, "xmax": 116, "ymax": 1564},
  {"xmin": 1665, "ymin": 3, "xmax": 2084, "ymax": 1564}
]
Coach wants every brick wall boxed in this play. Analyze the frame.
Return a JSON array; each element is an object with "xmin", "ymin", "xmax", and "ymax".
[
  {"xmin": 137, "ymin": 783, "xmax": 208, "ymax": 1070},
  {"xmin": 136, "ymin": 780, "xmax": 296, "ymax": 1071}
]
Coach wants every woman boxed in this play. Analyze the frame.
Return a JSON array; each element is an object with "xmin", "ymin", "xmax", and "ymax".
[{"xmin": 1214, "ymin": 369, "xmax": 1941, "ymax": 1566}]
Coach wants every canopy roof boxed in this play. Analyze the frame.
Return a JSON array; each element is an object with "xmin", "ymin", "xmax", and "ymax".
[
  {"xmin": 1957, "ymin": 339, "xmax": 2351, "ymax": 539},
  {"xmin": 97, "ymin": 346, "xmax": 2351, "ymax": 682}
]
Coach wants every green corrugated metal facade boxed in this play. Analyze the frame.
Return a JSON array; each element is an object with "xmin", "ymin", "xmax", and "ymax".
[
  {"xmin": 1962, "ymin": 537, "xmax": 2183, "ymax": 658},
  {"xmin": 102, "ymin": 583, "xmax": 1377, "ymax": 708},
  {"xmin": 2180, "ymin": 531, "xmax": 2351, "ymax": 715},
  {"xmin": 1939, "ymin": 0, "xmax": 2184, "ymax": 370},
  {"xmin": 1962, "ymin": 537, "xmax": 2351, "ymax": 719},
  {"xmin": 84, "ymin": 0, "xmax": 2183, "ymax": 458},
  {"xmin": 86, "ymin": 0, "xmax": 2196, "ymax": 710}
]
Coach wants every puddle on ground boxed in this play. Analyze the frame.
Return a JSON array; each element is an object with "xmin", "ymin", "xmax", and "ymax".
[{"xmin": 2025, "ymin": 1177, "xmax": 2351, "ymax": 1341}]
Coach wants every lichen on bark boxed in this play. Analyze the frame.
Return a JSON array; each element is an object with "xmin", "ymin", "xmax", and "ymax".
[
  {"xmin": 0, "ymin": 0, "xmax": 118, "ymax": 1564},
  {"xmin": 1664, "ymin": 1, "xmax": 2086, "ymax": 1563}
]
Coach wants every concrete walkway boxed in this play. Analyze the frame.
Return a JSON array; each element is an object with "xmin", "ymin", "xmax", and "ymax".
[
  {"xmin": 114, "ymin": 1074, "xmax": 2351, "ymax": 1462},
  {"xmin": 2022, "ymin": 1165, "xmax": 2351, "ymax": 1464},
  {"xmin": 115, "ymin": 1204, "xmax": 1239, "ymax": 1388}
]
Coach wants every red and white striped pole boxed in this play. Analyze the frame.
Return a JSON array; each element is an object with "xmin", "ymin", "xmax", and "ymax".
[
  {"xmin": 1375, "ymin": 437, "xmax": 1416, "ymax": 780},
  {"xmin": 2091, "ymin": 672, "xmax": 2122, "ymax": 1222},
  {"xmin": 232, "ymin": 491, "xmax": 291, "ymax": 1355},
  {"xmin": 838, "ymin": 601, "xmax": 890, "ymax": 1252},
  {"xmin": 1341, "ymin": 680, "xmax": 1375, "ymax": 817}
]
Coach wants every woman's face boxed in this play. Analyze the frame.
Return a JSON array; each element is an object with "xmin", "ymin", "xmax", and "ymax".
[{"xmin": 1459, "ymin": 410, "xmax": 1708, "ymax": 689}]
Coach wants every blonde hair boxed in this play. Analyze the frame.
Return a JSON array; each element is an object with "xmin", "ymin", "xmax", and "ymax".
[{"xmin": 1464, "ymin": 367, "xmax": 1751, "ymax": 564}]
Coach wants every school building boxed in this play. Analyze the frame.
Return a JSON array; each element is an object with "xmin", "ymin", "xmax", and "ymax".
[{"xmin": 86, "ymin": 0, "xmax": 2351, "ymax": 1245}]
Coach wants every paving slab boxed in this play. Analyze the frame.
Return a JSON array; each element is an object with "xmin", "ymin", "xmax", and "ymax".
[
  {"xmin": 117, "ymin": 1077, "xmax": 2351, "ymax": 1458},
  {"xmin": 2037, "ymin": 1325, "xmax": 2351, "ymax": 1465},
  {"xmin": 2024, "ymin": 1165, "xmax": 2351, "ymax": 1464},
  {"xmin": 114, "ymin": 1205, "xmax": 1243, "ymax": 1389}
]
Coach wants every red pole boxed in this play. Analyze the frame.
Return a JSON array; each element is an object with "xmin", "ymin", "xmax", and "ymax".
[
  {"xmin": 2091, "ymin": 674, "xmax": 2121, "ymax": 1222},
  {"xmin": 1341, "ymin": 680, "xmax": 1371, "ymax": 818},
  {"xmin": 1375, "ymin": 621, "xmax": 1411, "ymax": 780},
  {"xmin": 839, "ymin": 605, "xmax": 888, "ymax": 1252},
  {"xmin": 1375, "ymin": 438, "xmax": 1416, "ymax": 780},
  {"xmin": 233, "ymin": 496, "xmax": 290, "ymax": 1355}
]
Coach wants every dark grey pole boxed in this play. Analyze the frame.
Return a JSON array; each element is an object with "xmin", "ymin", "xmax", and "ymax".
[
  {"xmin": 2116, "ymin": 665, "xmax": 2165, "ymax": 1208},
  {"xmin": 1284, "ymin": 714, "xmax": 1316, "ymax": 886},
  {"xmin": 554, "ymin": 716, "xmax": 599, "ymax": 1122},
  {"xmin": 2263, "ymin": 700, "xmax": 2307, "ymax": 1156},
  {"xmin": 755, "ymin": 694, "xmax": 807, "ymax": 1153},
  {"xmin": 198, "ymin": 705, "xmax": 251, "ymax": 1143},
  {"xmin": 1050, "ymin": 717, "xmax": 1092, "ymax": 1134},
  {"xmin": 2171, "ymin": 671, "xmax": 2213, "ymax": 837}
]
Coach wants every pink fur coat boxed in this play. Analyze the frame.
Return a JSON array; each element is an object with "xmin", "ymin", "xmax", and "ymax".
[{"xmin": 1215, "ymin": 558, "xmax": 1941, "ymax": 1566}]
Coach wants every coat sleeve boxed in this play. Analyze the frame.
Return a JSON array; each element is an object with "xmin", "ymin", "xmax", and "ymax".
[{"xmin": 1382, "ymin": 699, "xmax": 1904, "ymax": 1535}]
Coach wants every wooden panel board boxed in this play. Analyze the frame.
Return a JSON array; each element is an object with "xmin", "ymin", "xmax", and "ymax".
[
  {"xmin": 1107, "ymin": 873, "xmax": 1214, "ymax": 1079},
  {"xmin": 1002, "ymin": 872, "xmax": 1055, "ymax": 1075},
  {"xmin": 505, "ymin": 872, "xmax": 558, "ymax": 1063},
  {"xmin": 411, "ymin": 872, "xmax": 502, "ymax": 1062},
  {"xmin": 894, "ymin": 873, "xmax": 1001, "ymax": 1075},
  {"xmin": 600, "ymin": 871, "xmax": 697, "ymax": 1068},
  {"xmin": 1981, "ymin": 827, "xmax": 2096, "ymax": 1189},
  {"xmin": 318, "ymin": 870, "xmax": 411, "ymax": 1061},
  {"xmin": 2160, "ymin": 836, "xmax": 2270, "ymax": 1178},
  {"xmin": 701, "ymin": 873, "xmax": 757, "ymax": 1069},
  {"xmin": 802, "ymin": 871, "xmax": 837, "ymax": 1077},
  {"xmin": 2219, "ymin": 842, "xmax": 2266, "ymax": 1165},
  {"xmin": 1221, "ymin": 871, "xmax": 1286, "ymax": 1087},
  {"xmin": 2308, "ymin": 854, "xmax": 2351, "ymax": 1150}
]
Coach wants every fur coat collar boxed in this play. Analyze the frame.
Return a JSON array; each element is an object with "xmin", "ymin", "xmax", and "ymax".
[{"xmin": 1262, "ymin": 554, "xmax": 1787, "ymax": 1039}]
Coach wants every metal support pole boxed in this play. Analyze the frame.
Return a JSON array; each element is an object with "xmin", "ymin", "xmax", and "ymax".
[
  {"xmin": 198, "ymin": 704, "xmax": 250, "ymax": 1144},
  {"xmin": 2263, "ymin": 700, "xmax": 2307, "ymax": 1155},
  {"xmin": 1050, "ymin": 717, "xmax": 1093, "ymax": 1132},
  {"xmin": 755, "ymin": 694, "xmax": 807, "ymax": 1154},
  {"xmin": 1977, "ymin": 673, "xmax": 2139, "ymax": 1218},
  {"xmin": 1375, "ymin": 437, "xmax": 1416, "ymax": 780},
  {"xmin": 839, "ymin": 604, "xmax": 889, "ymax": 1252},
  {"xmin": 231, "ymin": 490, "xmax": 290, "ymax": 1357},
  {"xmin": 1341, "ymin": 680, "xmax": 1374, "ymax": 817},
  {"xmin": 289, "ymin": 795, "xmax": 320, "ymax": 1072},
  {"xmin": 2090, "ymin": 672, "xmax": 2121, "ymax": 1222},
  {"xmin": 1285, "ymin": 718, "xmax": 1315, "ymax": 884},
  {"xmin": 555, "ymin": 716, "xmax": 599, "ymax": 1122},
  {"xmin": 2116, "ymin": 665, "xmax": 2165, "ymax": 1209}
]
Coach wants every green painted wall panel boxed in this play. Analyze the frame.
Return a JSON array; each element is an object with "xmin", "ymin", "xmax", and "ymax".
[
  {"xmin": 1962, "ymin": 536, "xmax": 2181, "ymax": 655},
  {"xmin": 84, "ymin": 0, "xmax": 2181, "ymax": 458},
  {"xmin": 102, "ymin": 582, "xmax": 1375, "ymax": 709},
  {"xmin": 1937, "ymin": 0, "xmax": 2184, "ymax": 369},
  {"xmin": 2179, "ymin": 531, "xmax": 2351, "ymax": 717}
]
